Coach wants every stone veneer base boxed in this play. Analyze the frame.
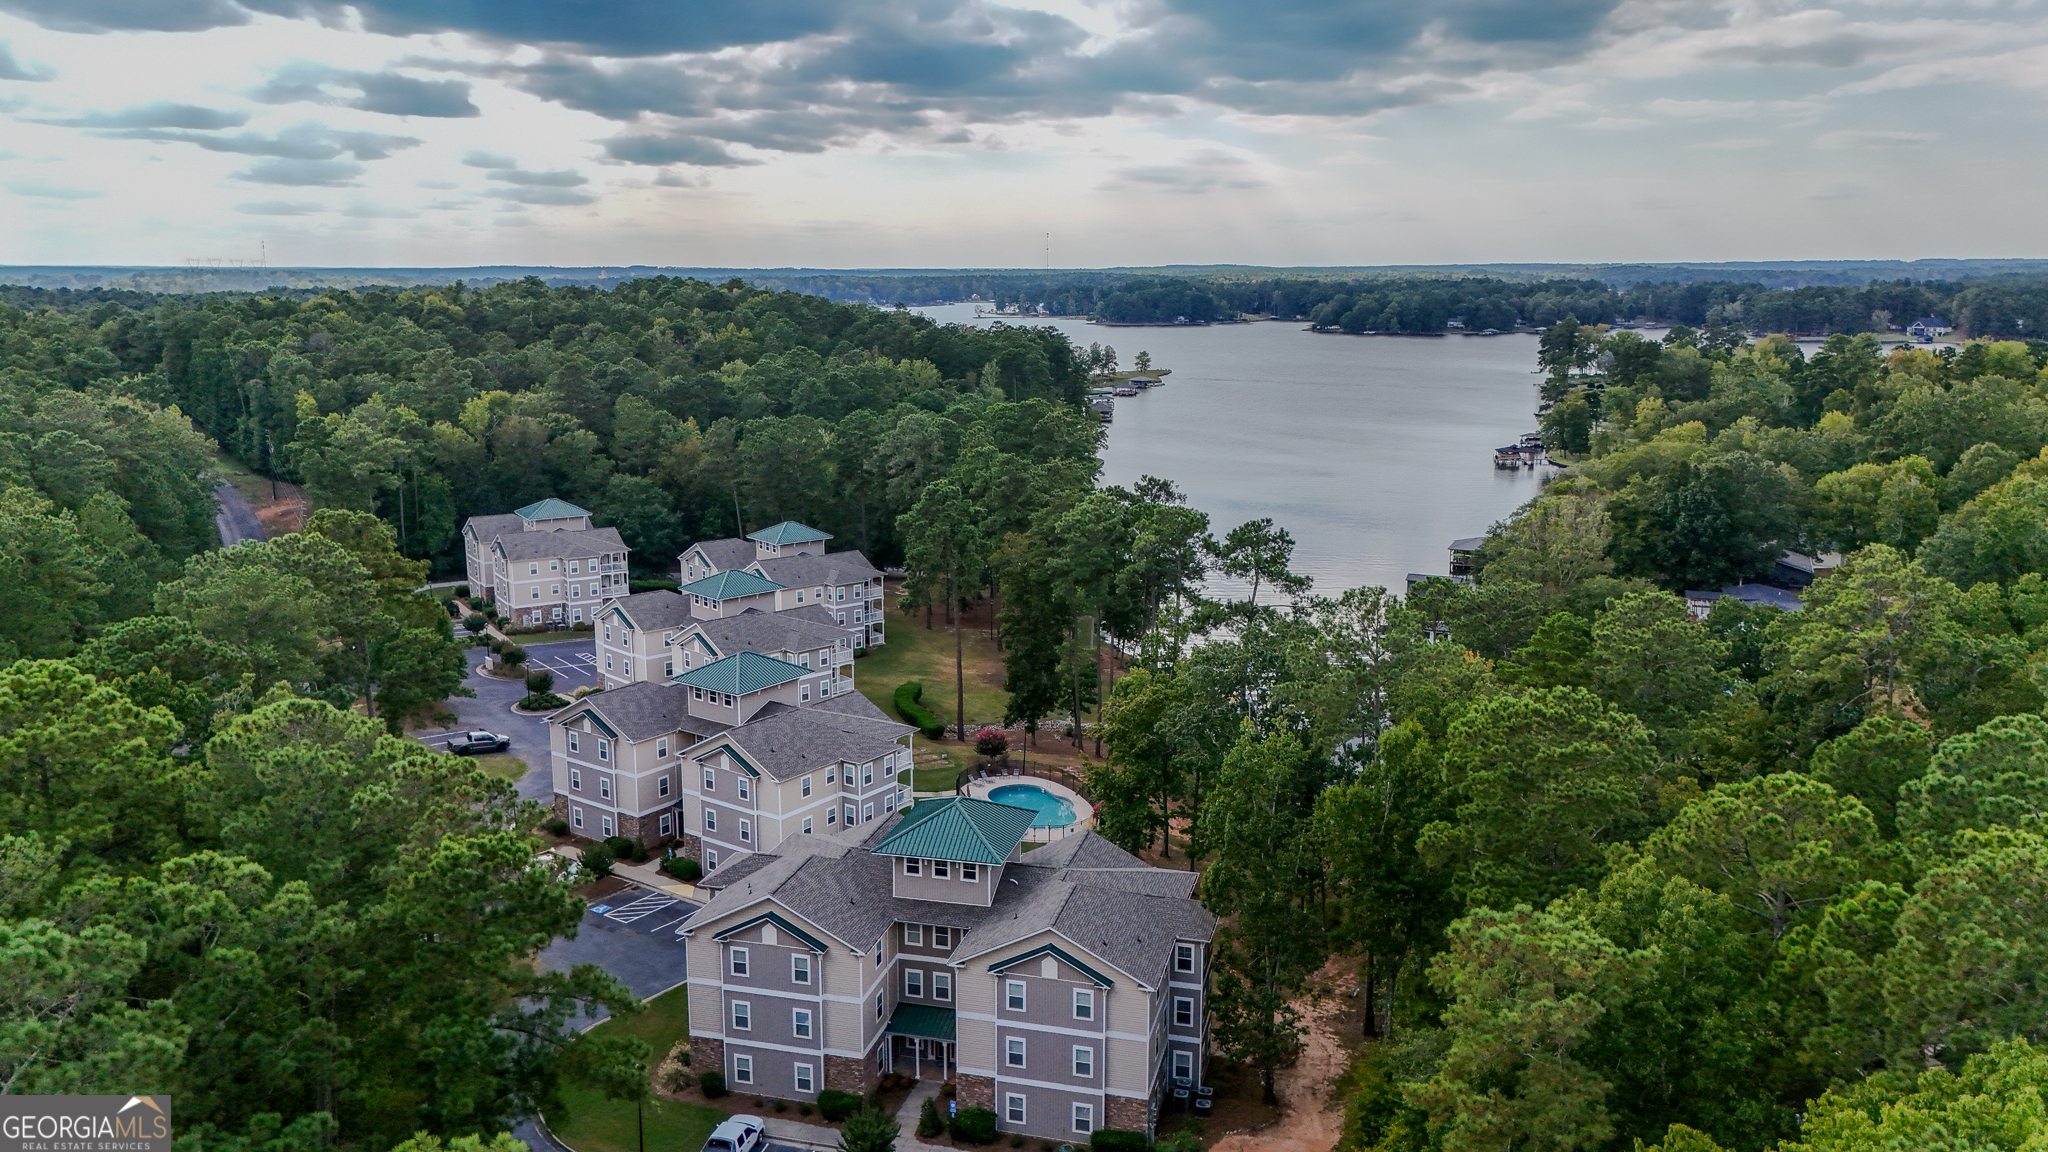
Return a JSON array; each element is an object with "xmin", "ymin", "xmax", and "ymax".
[{"xmin": 955, "ymin": 1073, "xmax": 994, "ymax": 1111}]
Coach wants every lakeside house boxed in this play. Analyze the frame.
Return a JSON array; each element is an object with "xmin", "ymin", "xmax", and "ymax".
[
  {"xmin": 460, "ymin": 498, "xmax": 631, "ymax": 627},
  {"xmin": 1907, "ymin": 316, "xmax": 1953, "ymax": 340},
  {"xmin": 683, "ymin": 798, "xmax": 1214, "ymax": 1141}
]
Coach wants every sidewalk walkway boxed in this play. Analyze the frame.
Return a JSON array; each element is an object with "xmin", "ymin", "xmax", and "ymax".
[
  {"xmin": 757, "ymin": 1081, "xmax": 953, "ymax": 1152},
  {"xmin": 547, "ymin": 843, "xmax": 700, "ymax": 898}
]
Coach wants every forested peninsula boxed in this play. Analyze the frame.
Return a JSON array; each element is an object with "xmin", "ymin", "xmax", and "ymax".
[{"xmin": 2, "ymin": 274, "xmax": 2047, "ymax": 1152}]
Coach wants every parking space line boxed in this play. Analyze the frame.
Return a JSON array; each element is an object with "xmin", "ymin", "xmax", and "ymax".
[{"xmin": 603, "ymin": 891, "xmax": 680, "ymax": 923}]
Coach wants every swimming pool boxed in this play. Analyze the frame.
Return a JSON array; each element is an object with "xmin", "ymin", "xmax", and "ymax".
[{"xmin": 987, "ymin": 784, "xmax": 1079, "ymax": 828}]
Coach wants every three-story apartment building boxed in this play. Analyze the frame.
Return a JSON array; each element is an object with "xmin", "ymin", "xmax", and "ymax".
[
  {"xmin": 676, "ymin": 521, "xmax": 887, "ymax": 648},
  {"xmin": 683, "ymin": 799, "xmax": 1214, "ymax": 1142},
  {"xmin": 595, "ymin": 592, "xmax": 853, "ymax": 695},
  {"xmin": 461, "ymin": 498, "xmax": 630, "ymax": 626}
]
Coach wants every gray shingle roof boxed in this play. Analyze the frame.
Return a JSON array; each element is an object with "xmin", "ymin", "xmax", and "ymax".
[
  {"xmin": 680, "ymin": 537, "xmax": 756, "ymax": 573},
  {"xmin": 690, "ymin": 609, "xmax": 849, "ymax": 659},
  {"xmin": 1020, "ymin": 833, "xmax": 1149, "ymax": 871},
  {"xmin": 813, "ymin": 692, "xmax": 895, "ymax": 726},
  {"xmin": 609, "ymin": 590, "xmax": 695, "ymax": 631},
  {"xmin": 561, "ymin": 681, "xmax": 729, "ymax": 742},
  {"xmin": 750, "ymin": 551, "xmax": 882, "ymax": 589},
  {"xmin": 493, "ymin": 526, "xmax": 627, "ymax": 561},
  {"xmin": 716, "ymin": 702, "xmax": 912, "ymax": 781},
  {"xmin": 463, "ymin": 512, "xmax": 525, "ymax": 542}
]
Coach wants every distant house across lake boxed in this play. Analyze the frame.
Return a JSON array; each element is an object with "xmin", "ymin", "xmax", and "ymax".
[{"xmin": 1907, "ymin": 316, "xmax": 1953, "ymax": 340}]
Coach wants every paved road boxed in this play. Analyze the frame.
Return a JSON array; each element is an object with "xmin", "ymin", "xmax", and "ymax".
[
  {"xmin": 415, "ymin": 637, "xmax": 600, "ymax": 802},
  {"xmin": 212, "ymin": 482, "xmax": 265, "ymax": 545}
]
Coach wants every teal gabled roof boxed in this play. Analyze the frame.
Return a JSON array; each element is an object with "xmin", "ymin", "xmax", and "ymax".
[
  {"xmin": 885, "ymin": 1003, "xmax": 957, "ymax": 1042},
  {"xmin": 872, "ymin": 797, "xmax": 1035, "ymax": 866},
  {"xmin": 514, "ymin": 498, "xmax": 590, "ymax": 521},
  {"xmin": 747, "ymin": 521, "xmax": 832, "ymax": 546},
  {"xmin": 681, "ymin": 569, "xmax": 783, "ymax": 600},
  {"xmin": 671, "ymin": 651, "xmax": 808, "ymax": 696}
]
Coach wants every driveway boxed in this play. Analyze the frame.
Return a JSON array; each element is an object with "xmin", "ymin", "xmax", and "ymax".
[
  {"xmin": 416, "ymin": 637, "xmax": 599, "ymax": 802},
  {"xmin": 213, "ymin": 482, "xmax": 265, "ymax": 545}
]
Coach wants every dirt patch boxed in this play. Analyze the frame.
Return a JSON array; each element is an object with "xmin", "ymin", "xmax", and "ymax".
[{"xmin": 1208, "ymin": 956, "xmax": 1359, "ymax": 1152}]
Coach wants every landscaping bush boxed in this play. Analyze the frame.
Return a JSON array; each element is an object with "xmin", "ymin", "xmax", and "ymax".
[
  {"xmin": 465, "ymin": 613, "xmax": 489, "ymax": 634},
  {"xmin": 975, "ymin": 727, "xmax": 1009, "ymax": 757},
  {"xmin": 840, "ymin": 1108, "xmax": 900, "ymax": 1152},
  {"xmin": 950, "ymin": 1107, "xmax": 998, "ymax": 1145},
  {"xmin": 816, "ymin": 1088, "xmax": 863, "ymax": 1122},
  {"xmin": 488, "ymin": 637, "xmax": 506, "ymax": 654},
  {"xmin": 603, "ymin": 835, "xmax": 641, "ymax": 862},
  {"xmin": 916, "ymin": 1098, "xmax": 944, "ymax": 1139},
  {"xmin": 580, "ymin": 844, "xmax": 614, "ymax": 879},
  {"xmin": 1090, "ymin": 1130, "xmax": 1149, "ymax": 1152},
  {"xmin": 526, "ymin": 669, "xmax": 555, "ymax": 694},
  {"xmin": 517, "ymin": 692, "xmax": 569, "ymax": 711},
  {"xmin": 698, "ymin": 1071, "xmax": 727, "ymax": 1098},
  {"xmin": 660, "ymin": 856, "xmax": 703, "ymax": 882},
  {"xmin": 893, "ymin": 681, "xmax": 945, "ymax": 740},
  {"xmin": 544, "ymin": 817, "xmax": 569, "ymax": 837},
  {"xmin": 501, "ymin": 644, "xmax": 527, "ymax": 667},
  {"xmin": 454, "ymin": 585, "xmax": 469, "ymax": 599}
]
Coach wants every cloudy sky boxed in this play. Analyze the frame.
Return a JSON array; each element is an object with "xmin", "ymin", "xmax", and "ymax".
[{"xmin": 0, "ymin": 0, "xmax": 2041, "ymax": 268}]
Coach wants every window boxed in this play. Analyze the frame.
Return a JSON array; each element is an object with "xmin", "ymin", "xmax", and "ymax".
[
  {"xmin": 730, "ymin": 1000, "xmax": 750, "ymax": 1030},
  {"xmin": 704, "ymin": 767, "xmax": 716, "ymax": 790},
  {"xmin": 551, "ymin": 585, "xmax": 560, "ymax": 596},
  {"xmin": 570, "ymin": 585, "xmax": 581, "ymax": 598},
  {"xmin": 738, "ymin": 819, "xmax": 751, "ymax": 843},
  {"xmin": 571, "ymin": 561, "xmax": 581, "ymax": 574},
  {"xmin": 550, "ymin": 561, "xmax": 559, "ymax": 571},
  {"xmin": 933, "ymin": 973, "xmax": 951, "ymax": 1001},
  {"xmin": 737, "ymin": 778, "xmax": 750, "ymax": 800},
  {"xmin": 723, "ymin": 693, "xmax": 735, "ymax": 707},
  {"xmin": 801, "ymin": 775, "xmax": 812, "ymax": 798},
  {"xmin": 796, "ymin": 589, "xmax": 804, "ymax": 602},
  {"xmin": 792, "ymin": 955, "xmax": 811, "ymax": 984},
  {"xmin": 825, "ymin": 767, "xmax": 836, "ymax": 784},
  {"xmin": 530, "ymin": 563, "xmax": 539, "ymax": 575},
  {"xmin": 820, "ymin": 649, "xmax": 831, "ymax": 666},
  {"xmin": 793, "ymin": 1009, "xmax": 813, "ymax": 1038},
  {"xmin": 886, "ymin": 792, "xmax": 898, "ymax": 813},
  {"xmin": 705, "ymin": 809, "xmax": 718, "ymax": 832},
  {"xmin": 693, "ymin": 687, "xmax": 705, "ymax": 701},
  {"xmin": 570, "ymin": 767, "xmax": 582, "ymax": 791},
  {"xmin": 1005, "ymin": 1095, "xmax": 1025, "ymax": 1125},
  {"xmin": 905, "ymin": 970, "xmax": 923, "ymax": 997},
  {"xmin": 1073, "ymin": 1046, "xmax": 1093, "ymax": 1077},
  {"xmin": 660, "ymin": 813, "xmax": 673, "ymax": 837},
  {"xmin": 1005, "ymin": 1037, "xmax": 1025, "ymax": 1067},
  {"xmin": 598, "ymin": 777, "xmax": 612, "ymax": 800},
  {"xmin": 664, "ymin": 659, "xmax": 673, "ymax": 677},
  {"xmin": 601, "ymin": 815, "xmax": 614, "ymax": 837},
  {"xmin": 802, "ymin": 817, "xmax": 813, "ymax": 834},
  {"xmin": 1072, "ymin": 1104, "xmax": 1094, "ymax": 1134},
  {"xmin": 730, "ymin": 949, "xmax": 749, "ymax": 976},
  {"xmin": 1005, "ymin": 980, "xmax": 1025, "ymax": 1012},
  {"xmin": 933, "ymin": 927, "xmax": 951, "ymax": 948},
  {"xmin": 568, "ymin": 731, "xmax": 581, "ymax": 753},
  {"xmin": 597, "ymin": 739, "xmax": 610, "ymax": 762},
  {"xmin": 574, "ymin": 608, "xmax": 584, "ymax": 623},
  {"xmin": 531, "ymin": 589, "xmax": 540, "ymax": 600},
  {"xmin": 801, "ymin": 683, "xmax": 811, "ymax": 702},
  {"xmin": 876, "ymin": 993, "xmax": 884, "ymax": 1021},
  {"xmin": 658, "ymin": 775, "xmax": 671, "ymax": 797},
  {"xmin": 826, "ymin": 808, "xmax": 837, "ymax": 825},
  {"xmin": 1176, "ymin": 944, "xmax": 1196, "ymax": 973},
  {"xmin": 905, "ymin": 924, "xmax": 922, "ymax": 945},
  {"xmin": 960, "ymin": 862, "xmax": 977, "ymax": 881},
  {"xmin": 903, "ymin": 858, "xmax": 922, "ymax": 876},
  {"xmin": 862, "ymin": 763, "xmax": 874, "ymax": 786},
  {"xmin": 705, "ymin": 849, "xmax": 718, "ymax": 869},
  {"xmin": 1073, "ymin": 990, "xmax": 1094, "ymax": 1020},
  {"xmin": 658, "ymin": 738, "xmax": 670, "ymax": 759},
  {"xmin": 863, "ymin": 803, "xmax": 874, "ymax": 822},
  {"xmin": 571, "ymin": 806, "xmax": 584, "ymax": 829},
  {"xmin": 605, "ymin": 654, "xmax": 614, "ymax": 670},
  {"xmin": 604, "ymin": 625, "xmax": 612, "ymax": 642},
  {"xmin": 1173, "ymin": 1050, "xmax": 1193, "ymax": 1081},
  {"xmin": 845, "ymin": 804, "xmax": 856, "ymax": 825},
  {"xmin": 795, "ymin": 1063, "xmax": 814, "ymax": 1093},
  {"xmin": 1174, "ymin": 997, "xmax": 1195, "ymax": 1027},
  {"xmin": 732, "ymin": 1055, "xmax": 752, "ymax": 1084}
]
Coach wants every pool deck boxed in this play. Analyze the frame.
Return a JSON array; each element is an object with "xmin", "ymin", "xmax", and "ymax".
[{"xmin": 964, "ymin": 772, "xmax": 1095, "ymax": 842}]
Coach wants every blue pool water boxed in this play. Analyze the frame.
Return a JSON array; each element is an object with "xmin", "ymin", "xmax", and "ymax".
[{"xmin": 987, "ymin": 784, "xmax": 1078, "ymax": 828}]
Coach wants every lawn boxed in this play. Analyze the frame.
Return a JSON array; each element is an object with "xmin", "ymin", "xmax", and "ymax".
[
  {"xmin": 855, "ymin": 585, "xmax": 1011, "ymax": 728},
  {"xmin": 899, "ymin": 762, "xmax": 966, "ymax": 792},
  {"xmin": 547, "ymin": 986, "xmax": 724, "ymax": 1152},
  {"xmin": 470, "ymin": 754, "xmax": 528, "ymax": 782}
]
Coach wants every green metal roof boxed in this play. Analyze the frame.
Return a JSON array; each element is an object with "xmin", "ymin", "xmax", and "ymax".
[
  {"xmin": 514, "ymin": 498, "xmax": 591, "ymax": 521},
  {"xmin": 671, "ymin": 651, "xmax": 808, "ymax": 695},
  {"xmin": 747, "ymin": 521, "xmax": 832, "ymax": 546},
  {"xmin": 885, "ymin": 1003, "xmax": 957, "ymax": 1042},
  {"xmin": 871, "ymin": 797, "xmax": 1035, "ymax": 866},
  {"xmin": 989, "ymin": 943, "xmax": 1115, "ymax": 988},
  {"xmin": 681, "ymin": 569, "xmax": 784, "ymax": 600}
]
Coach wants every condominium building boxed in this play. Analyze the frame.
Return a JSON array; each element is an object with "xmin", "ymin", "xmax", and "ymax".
[
  {"xmin": 461, "ymin": 498, "xmax": 630, "ymax": 626},
  {"xmin": 595, "ymin": 591, "xmax": 853, "ymax": 696},
  {"xmin": 683, "ymin": 799, "xmax": 1215, "ymax": 1142},
  {"xmin": 678, "ymin": 521, "xmax": 887, "ymax": 648}
]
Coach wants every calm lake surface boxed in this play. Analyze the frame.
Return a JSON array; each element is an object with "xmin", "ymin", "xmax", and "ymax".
[{"xmin": 917, "ymin": 303, "xmax": 1557, "ymax": 595}]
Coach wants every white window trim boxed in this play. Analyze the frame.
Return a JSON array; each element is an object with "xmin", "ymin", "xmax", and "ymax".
[
  {"xmin": 1005, "ymin": 1036, "xmax": 1026, "ymax": 1068},
  {"xmin": 1073, "ymin": 989, "xmax": 1094, "ymax": 1020},
  {"xmin": 1073, "ymin": 1046, "xmax": 1093, "ymax": 1078},
  {"xmin": 1073, "ymin": 1104, "xmax": 1094, "ymax": 1134},
  {"xmin": 1174, "ymin": 996, "xmax": 1195, "ymax": 1027},
  {"xmin": 1005, "ymin": 980, "xmax": 1026, "ymax": 1012},
  {"xmin": 1005, "ymin": 1094, "xmax": 1026, "ymax": 1125},
  {"xmin": 792, "ymin": 955, "xmax": 811, "ymax": 984},
  {"xmin": 731, "ymin": 1000, "xmax": 751, "ymax": 1030},
  {"xmin": 732, "ymin": 1055, "xmax": 753, "ymax": 1084},
  {"xmin": 730, "ymin": 948, "xmax": 749, "ymax": 977},
  {"xmin": 793, "ymin": 1008, "xmax": 813, "ymax": 1038}
]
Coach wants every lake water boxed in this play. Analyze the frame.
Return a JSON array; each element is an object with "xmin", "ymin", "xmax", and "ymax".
[{"xmin": 917, "ymin": 303, "xmax": 1556, "ymax": 595}]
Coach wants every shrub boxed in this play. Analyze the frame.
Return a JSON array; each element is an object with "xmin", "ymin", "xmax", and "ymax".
[
  {"xmin": 917, "ymin": 1097, "xmax": 944, "ymax": 1139},
  {"xmin": 604, "ymin": 835, "xmax": 641, "ymax": 862},
  {"xmin": 501, "ymin": 644, "xmax": 527, "ymax": 667},
  {"xmin": 465, "ymin": 613, "xmax": 489, "ymax": 634},
  {"xmin": 526, "ymin": 669, "xmax": 556, "ymax": 694},
  {"xmin": 544, "ymin": 817, "xmax": 569, "ymax": 837},
  {"xmin": 893, "ymin": 681, "xmax": 945, "ymax": 740},
  {"xmin": 517, "ymin": 692, "xmax": 568, "ymax": 711},
  {"xmin": 798, "ymin": 1104, "xmax": 813, "ymax": 1117},
  {"xmin": 698, "ymin": 1071, "xmax": 726, "ymax": 1098},
  {"xmin": 773, "ymin": 1101, "xmax": 786, "ymax": 1113},
  {"xmin": 1090, "ymin": 1131, "xmax": 1149, "ymax": 1152},
  {"xmin": 488, "ymin": 637, "xmax": 506, "ymax": 654},
  {"xmin": 840, "ymin": 1108, "xmax": 901, "ymax": 1152},
  {"xmin": 816, "ymin": 1088, "xmax": 863, "ymax": 1122},
  {"xmin": 454, "ymin": 585, "xmax": 469, "ymax": 599},
  {"xmin": 950, "ymin": 1107, "xmax": 998, "ymax": 1145},
  {"xmin": 975, "ymin": 727, "xmax": 1009, "ymax": 756},
  {"xmin": 580, "ymin": 844, "xmax": 614, "ymax": 879},
  {"xmin": 661, "ymin": 856, "xmax": 703, "ymax": 882}
]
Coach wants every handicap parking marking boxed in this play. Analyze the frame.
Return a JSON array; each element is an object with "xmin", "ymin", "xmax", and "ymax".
[
  {"xmin": 589, "ymin": 904, "xmax": 612, "ymax": 914},
  {"xmin": 603, "ymin": 890, "xmax": 681, "ymax": 923}
]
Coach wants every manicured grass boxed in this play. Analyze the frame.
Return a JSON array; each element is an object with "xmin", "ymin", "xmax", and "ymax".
[
  {"xmin": 470, "ymin": 754, "xmax": 528, "ymax": 781},
  {"xmin": 855, "ymin": 590, "xmax": 1011, "ymax": 727},
  {"xmin": 899, "ymin": 763, "xmax": 966, "ymax": 792},
  {"xmin": 548, "ymin": 987, "xmax": 724, "ymax": 1152}
]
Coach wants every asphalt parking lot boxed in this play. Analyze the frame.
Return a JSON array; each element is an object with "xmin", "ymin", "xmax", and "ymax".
[
  {"xmin": 538, "ymin": 884, "xmax": 699, "ymax": 1031},
  {"xmin": 415, "ymin": 637, "xmax": 597, "ymax": 801}
]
